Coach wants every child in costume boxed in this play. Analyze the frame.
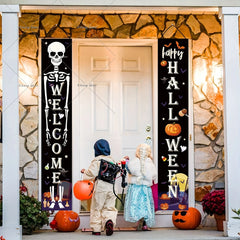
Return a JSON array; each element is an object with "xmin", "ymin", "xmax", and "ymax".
[
  {"xmin": 124, "ymin": 143, "xmax": 157, "ymax": 230},
  {"xmin": 81, "ymin": 139, "xmax": 118, "ymax": 236}
]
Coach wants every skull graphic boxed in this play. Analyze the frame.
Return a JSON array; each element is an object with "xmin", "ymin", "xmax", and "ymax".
[{"xmin": 47, "ymin": 42, "xmax": 66, "ymax": 67}]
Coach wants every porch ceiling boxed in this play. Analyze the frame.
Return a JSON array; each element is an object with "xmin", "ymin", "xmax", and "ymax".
[{"xmin": 21, "ymin": 6, "xmax": 219, "ymax": 14}]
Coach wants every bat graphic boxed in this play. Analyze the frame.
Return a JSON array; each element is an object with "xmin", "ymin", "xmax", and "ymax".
[
  {"xmin": 44, "ymin": 180, "xmax": 50, "ymax": 185},
  {"xmin": 59, "ymin": 168, "xmax": 69, "ymax": 177},
  {"xmin": 178, "ymin": 95, "xmax": 183, "ymax": 99},
  {"xmin": 181, "ymin": 163, "xmax": 187, "ymax": 168},
  {"xmin": 161, "ymin": 77, "xmax": 168, "ymax": 84},
  {"xmin": 161, "ymin": 102, "xmax": 167, "ymax": 107},
  {"xmin": 164, "ymin": 43, "xmax": 172, "ymax": 47},
  {"xmin": 180, "ymin": 68, "xmax": 187, "ymax": 74},
  {"xmin": 176, "ymin": 41, "xmax": 185, "ymax": 49}
]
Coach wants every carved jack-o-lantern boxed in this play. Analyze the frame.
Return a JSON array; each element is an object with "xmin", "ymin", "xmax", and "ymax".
[
  {"xmin": 54, "ymin": 211, "xmax": 80, "ymax": 232},
  {"xmin": 165, "ymin": 123, "xmax": 182, "ymax": 136},
  {"xmin": 160, "ymin": 193, "xmax": 170, "ymax": 200},
  {"xmin": 178, "ymin": 204, "xmax": 187, "ymax": 210},
  {"xmin": 172, "ymin": 207, "xmax": 201, "ymax": 230},
  {"xmin": 160, "ymin": 60, "xmax": 167, "ymax": 67},
  {"xmin": 160, "ymin": 203, "xmax": 169, "ymax": 210}
]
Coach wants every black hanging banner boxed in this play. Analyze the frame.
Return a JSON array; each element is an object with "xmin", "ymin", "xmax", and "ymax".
[
  {"xmin": 41, "ymin": 39, "xmax": 72, "ymax": 211},
  {"xmin": 158, "ymin": 39, "xmax": 189, "ymax": 211}
]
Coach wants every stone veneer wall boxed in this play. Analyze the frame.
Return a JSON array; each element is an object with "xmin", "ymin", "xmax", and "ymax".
[{"xmin": 0, "ymin": 13, "xmax": 224, "ymax": 221}]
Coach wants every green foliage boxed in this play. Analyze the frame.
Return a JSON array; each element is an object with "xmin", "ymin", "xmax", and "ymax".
[
  {"xmin": 232, "ymin": 208, "xmax": 240, "ymax": 220},
  {"xmin": 0, "ymin": 193, "xmax": 50, "ymax": 234},
  {"xmin": 20, "ymin": 193, "xmax": 50, "ymax": 234}
]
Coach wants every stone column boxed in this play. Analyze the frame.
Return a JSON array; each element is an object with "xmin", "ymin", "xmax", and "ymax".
[
  {"xmin": 0, "ymin": 5, "xmax": 22, "ymax": 240},
  {"xmin": 221, "ymin": 7, "xmax": 240, "ymax": 237}
]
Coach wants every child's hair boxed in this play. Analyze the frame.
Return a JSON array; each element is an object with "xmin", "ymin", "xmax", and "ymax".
[{"xmin": 135, "ymin": 143, "xmax": 152, "ymax": 159}]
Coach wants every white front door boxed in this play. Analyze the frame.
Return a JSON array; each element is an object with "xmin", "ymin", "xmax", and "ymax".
[
  {"xmin": 72, "ymin": 44, "xmax": 153, "ymax": 211},
  {"xmin": 78, "ymin": 45, "xmax": 152, "ymax": 166}
]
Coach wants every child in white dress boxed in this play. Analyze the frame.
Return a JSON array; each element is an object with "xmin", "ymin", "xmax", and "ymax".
[{"xmin": 124, "ymin": 143, "xmax": 157, "ymax": 230}]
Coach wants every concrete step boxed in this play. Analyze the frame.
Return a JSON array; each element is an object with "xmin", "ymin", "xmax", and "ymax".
[{"xmin": 22, "ymin": 228, "xmax": 239, "ymax": 240}]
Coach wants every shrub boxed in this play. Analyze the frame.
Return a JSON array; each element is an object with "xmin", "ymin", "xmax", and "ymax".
[
  {"xmin": 202, "ymin": 190, "xmax": 225, "ymax": 216},
  {"xmin": 0, "ymin": 186, "xmax": 50, "ymax": 234}
]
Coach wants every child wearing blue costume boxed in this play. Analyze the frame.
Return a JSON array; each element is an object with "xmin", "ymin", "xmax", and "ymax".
[{"xmin": 124, "ymin": 143, "xmax": 157, "ymax": 230}]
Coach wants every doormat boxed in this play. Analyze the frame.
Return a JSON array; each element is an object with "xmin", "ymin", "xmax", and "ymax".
[{"xmin": 81, "ymin": 227, "xmax": 136, "ymax": 232}]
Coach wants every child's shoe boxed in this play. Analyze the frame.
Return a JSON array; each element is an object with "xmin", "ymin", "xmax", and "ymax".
[
  {"xmin": 142, "ymin": 220, "xmax": 151, "ymax": 231},
  {"xmin": 136, "ymin": 218, "xmax": 144, "ymax": 231},
  {"xmin": 92, "ymin": 232, "xmax": 101, "ymax": 235},
  {"xmin": 105, "ymin": 219, "xmax": 114, "ymax": 236}
]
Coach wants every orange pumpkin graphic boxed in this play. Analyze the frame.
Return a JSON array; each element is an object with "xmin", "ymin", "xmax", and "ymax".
[
  {"xmin": 165, "ymin": 123, "xmax": 182, "ymax": 136},
  {"xmin": 160, "ymin": 203, "xmax": 169, "ymax": 210},
  {"xmin": 160, "ymin": 60, "xmax": 167, "ymax": 67},
  {"xmin": 178, "ymin": 204, "xmax": 187, "ymax": 210}
]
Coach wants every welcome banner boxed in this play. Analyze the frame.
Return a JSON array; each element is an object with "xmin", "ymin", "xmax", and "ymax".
[
  {"xmin": 158, "ymin": 39, "xmax": 189, "ymax": 211},
  {"xmin": 41, "ymin": 39, "xmax": 72, "ymax": 210}
]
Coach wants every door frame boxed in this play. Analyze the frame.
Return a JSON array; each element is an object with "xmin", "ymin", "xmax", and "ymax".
[
  {"xmin": 71, "ymin": 39, "xmax": 194, "ymax": 219},
  {"xmin": 72, "ymin": 39, "xmax": 158, "ymax": 212}
]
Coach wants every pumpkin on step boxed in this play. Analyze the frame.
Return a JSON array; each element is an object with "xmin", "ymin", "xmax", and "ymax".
[
  {"xmin": 172, "ymin": 207, "xmax": 201, "ymax": 230},
  {"xmin": 51, "ymin": 210, "xmax": 80, "ymax": 232}
]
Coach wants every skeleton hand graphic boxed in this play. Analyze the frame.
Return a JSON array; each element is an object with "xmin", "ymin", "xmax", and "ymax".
[
  {"xmin": 63, "ymin": 130, "xmax": 68, "ymax": 146},
  {"xmin": 46, "ymin": 130, "xmax": 51, "ymax": 146}
]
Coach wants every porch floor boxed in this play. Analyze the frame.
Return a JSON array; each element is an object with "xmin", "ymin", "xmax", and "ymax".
[{"xmin": 22, "ymin": 227, "xmax": 239, "ymax": 240}]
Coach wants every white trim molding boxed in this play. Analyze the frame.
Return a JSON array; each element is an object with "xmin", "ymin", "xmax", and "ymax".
[
  {"xmin": 221, "ymin": 6, "xmax": 240, "ymax": 14},
  {"xmin": 1, "ymin": 0, "xmax": 240, "ymax": 6},
  {"xmin": 0, "ymin": 5, "xmax": 22, "ymax": 240},
  {"xmin": 222, "ymin": 6, "xmax": 240, "ymax": 238},
  {"xmin": 0, "ymin": 5, "xmax": 19, "ymax": 12}
]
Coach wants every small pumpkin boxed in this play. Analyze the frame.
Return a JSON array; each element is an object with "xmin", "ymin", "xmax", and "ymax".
[
  {"xmin": 53, "ymin": 210, "xmax": 80, "ymax": 232},
  {"xmin": 160, "ymin": 203, "xmax": 169, "ymax": 210},
  {"xmin": 73, "ymin": 180, "xmax": 94, "ymax": 200},
  {"xmin": 178, "ymin": 204, "xmax": 187, "ymax": 210},
  {"xmin": 160, "ymin": 60, "xmax": 167, "ymax": 67},
  {"xmin": 172, "ymin": 207, "xmax": 201, "ymax": 230},
  {"xmin": 43, "ymin": 192, "xmax": 51, "ymax": 198},
  {"xmin": 165, "ymin": 123, "xmax": 182, "ymax": 136},
  {"xmin": 160, "ymin": 193, "xmax": 170, "ymax": 200}
]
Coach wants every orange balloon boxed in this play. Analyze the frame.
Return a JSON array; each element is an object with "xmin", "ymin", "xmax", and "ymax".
[{"xmin": 73, "ymin": 180, "xmax": 94, "ymax": 200}]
